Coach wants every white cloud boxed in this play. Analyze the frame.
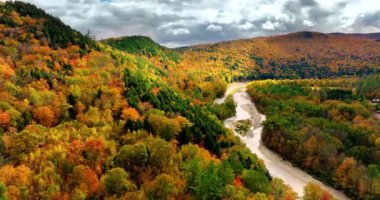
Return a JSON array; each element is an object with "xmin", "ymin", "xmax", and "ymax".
[
  {"xmin": 238, "ymin": 22, "xmax": 255, "ymax": 30},
  {"xmin": 206, "ymin": 24, "xmax": 223, "ymax": 32},
  {"xmin": 262, "ymin": 21, "xmax": 282, "ymax": 30},
  {"xmin": 19, "ymin": 0, "xmax": 380, "ymax": 46},
  {"xmin": 303, "ymin": 19, "xmax": 315, "ymax": 27},
  {"xmin": 165, "ymin": 28, "xmax": 190, "ymax": 35}
]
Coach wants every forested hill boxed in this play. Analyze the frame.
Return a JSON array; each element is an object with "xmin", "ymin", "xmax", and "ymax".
[
  {"xmin": 102, "ymin": 36, "xmax": 181, "ymax": 63},
  {"xmin": 181, "ymin": 31, "xmax": 380, "ymax": 80},
  {"xmin": 0, "ymin": 1, "xmax": 96, "ymax": 50},
  {"xmin": 0, "ymin": 1, "xmax": 301, "ymax": 200}
]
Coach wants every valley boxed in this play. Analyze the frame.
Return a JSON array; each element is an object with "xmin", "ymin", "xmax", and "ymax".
[
  {"xmin": 0, "ymin": 1, "xmax": 379, "ymax": 200},
  {"xmin": 217, "ymin": 82, "xmax": 350, "ymax": 199}
]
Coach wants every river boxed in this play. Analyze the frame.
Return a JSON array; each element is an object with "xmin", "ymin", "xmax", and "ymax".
[{"xmin": 216, "ymin": 82, "xmax": 350, "ymax": 200}]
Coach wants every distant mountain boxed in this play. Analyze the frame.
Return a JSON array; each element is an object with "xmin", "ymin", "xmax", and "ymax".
[
  {"xmin": 331, "ymin": 32, "xmax": 380, "ymax": 41},
  {"xmin": 181, "ymin": 31, "xmax": 380, "ymax": 80},
  {"xmin": 278, "ymin": 31, "xmax": 329, "ymax": 39}
]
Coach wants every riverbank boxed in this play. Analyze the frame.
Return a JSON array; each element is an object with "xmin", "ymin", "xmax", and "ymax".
[{"xmin": 217, "ymin": 82, "xmax": 350, "ymax": 199}]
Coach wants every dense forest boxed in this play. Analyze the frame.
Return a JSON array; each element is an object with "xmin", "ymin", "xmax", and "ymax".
[
  {"xmin": 0, "ymin": 1, "xmax": 302, "ymax": 200},
  {"xmin": 182, "ymin": 31, "xmax": 380, "ymax": 80},
  {"xmin": 247, "ymin": 77, "xmax": 380, "ymax": 199},
  {"xmin": 0, "ymin": 1, "xmax": 379, "ymax": 200}
]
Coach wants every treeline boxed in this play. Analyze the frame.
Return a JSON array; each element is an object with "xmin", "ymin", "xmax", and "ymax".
[
  {"xmin": 0, "ymin": 1, "xmax": 96, "ymax": 50},
  {"xmin": 247, "ymin": 79, "xmax": 380, "ymax": 199}
]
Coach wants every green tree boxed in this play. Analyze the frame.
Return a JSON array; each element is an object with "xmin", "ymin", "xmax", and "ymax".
[
  {"xmin": 253, "ymin": 192, "xmax": 269, "ymax": 200},
  {"xmin": 147, "ymin": 138, "xmax": 172, "ymax": 171},
  {"xmin": 227, "ymin": 146, "xmax": 264, "ymax": 174},
  {"xmin": 0, "ymin": 182, "xmax": 6, "ymax": 200},
  {"xmin": 114, "ymin": 143, "xmax": 148, "ymax": 171},
  {"xmin": 194, "ymin": 162, "xmax": 223, "ymax": 200},
  {"xmin": 222, "ymin": 184, "xmax": 249, "ymax": 200},
  {"xmin": 367, "ymin": 164, "xmax": 379, "ymax": 195},
  {"xmin": 104, "ymin": 168, "xmax": 135, "ymax": 197},
  {"xmin": 0, "ymin": 136, "xmax": 5, "ymax": 160},
  {"xmin": 218, "ymin": 160, "xmax": 234, "ymax": 186},
  {"xmin": 241, "ymin": 169, "xmax": 270, "ymax": 194},
  {"xmin": 184, "ymin": 158, "xmax": 202, "ymax": 194}
]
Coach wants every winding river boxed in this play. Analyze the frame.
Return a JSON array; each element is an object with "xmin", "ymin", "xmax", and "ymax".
[{"xmin": 216, "ymin": 82, "xmax": 350, "ymax": 200}]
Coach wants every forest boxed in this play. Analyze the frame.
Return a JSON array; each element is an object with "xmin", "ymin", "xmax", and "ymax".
[
  {"xmin": 182, "ymin": 31, "xmax": 380, "ymax": 80},
  {"xmin": 0, "ymin": 1, "xmax": 379, "ymax": 200},
  {"xmin": 247, "ymin": 77, "xmax": 380, "ymax": 199},
  {"xmin": 0, "ymin": 1, "xmax": 298, "ymax": 199}
]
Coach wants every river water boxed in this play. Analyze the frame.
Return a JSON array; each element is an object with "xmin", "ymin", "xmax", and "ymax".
[{"xmin": 216, "ymin": 82, "xmax": 350, "ymax": 200}]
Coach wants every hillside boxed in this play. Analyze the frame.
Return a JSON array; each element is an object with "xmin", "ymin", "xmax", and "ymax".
[
  {"xmin": 102, "ymin": 36, "xmax": 181, "ymax": 63},
  {"xmin": 104, "ymin": 36, "xmax": 231, "ymax": 104},
  {"xmin": 181, "ymin": 31, "xmax": 380, "ymax": 80},
  {"xmin": 1, "ymin": 1, "xmax": 379, "ymax": 200},
  {"xmin": 0, "ymin": 1, "xmax": 96, "ymax": 50},
  {"xmin": 0, "ymin": 2, "xmax": 300, "ymax": 200}
]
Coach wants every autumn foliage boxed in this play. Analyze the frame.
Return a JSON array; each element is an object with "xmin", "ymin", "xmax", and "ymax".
[
  {"xmin": 0, "ymin": 112, "xmax": 10, "ymax": 126},
  {"xmin": 33, "ymin": 106, "xmax": 55, "ymax": 127},
  {"xmin": 0, "ymin": 1, "xmax": 379, "ymax": 200},
  {"xmin": 247, "ymin": 79, "xmax": 380, "ymax": 199}
]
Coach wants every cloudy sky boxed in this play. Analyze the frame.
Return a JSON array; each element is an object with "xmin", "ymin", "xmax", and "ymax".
[{"xmin": 17, "ymin": 0, "xmax": 380, "ymax": 47}]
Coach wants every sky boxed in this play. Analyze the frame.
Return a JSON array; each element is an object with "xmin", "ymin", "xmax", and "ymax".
[{"xmin": 13, "ymin": 0, "xmax": 380, "ymax": 47}]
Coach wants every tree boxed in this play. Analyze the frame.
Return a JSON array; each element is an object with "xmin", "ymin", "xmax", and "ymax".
[
  {"xmin": 146, "ymin": 111, "xmax": 182, "ymax": 141},
  {"xmin": 0, "ymin": 182, "xmax": 6, "ymax": 200},
  {"xmin": 270, "ymin": 178, "xmax": 297, "ymax": 200},
  {"xmin": 217, "ymin": 160, "xmax": 234, "ymax": 186},
  {"xmin": 335, "ymin": 158, "xmax": 357, "ymax": 190},
  {"xmin": 121, "ymin": 107, "xmax": 140, "ymax": 122},
  {"xmin": 0, "ymin": 165, "xmax": 31, "ymax": 200},
  {"xmin": 194, "ymin": 162, "xmax": 224, "ymax": 200},
  {"xmin": 104, "ymin": 168, "xmax": 135, "ymax": 197},
  {"xmin": 0, "ymin": 136, "xmax": 5, "ymax": 159},
  {"xmin": 0, "ymin": 112, "xmax": 10, "ymax": 127},
  {"xmin": 222, "ymin": 184, "xmax": 249, "ymax": 200},
  {"xmin": 114, "ymin": 143, "xmax": 148, "ymax": 175},
  {"xmin": 252, "ymin": 192, "xmax": 269, "ymax": 200},
  {"xmin": 241, "ymin": 169, "xmax": 269, "ymax": 194},
  {"xmin": 10, "ymin": 129, "xmax": 43, "ymax": 160},
  {"xmin": 147, "ymin": 138, "xmax": 173, "ymax": 171},
  {"xmin": 32, "ymin": 106, "xmax": 55, "ymax": 127},
  {"xmin": 184, "ymin": 158, "xmax": 202, "ymax": 194},
  {"xmin": 83, "ymin": 107, "xmax": 101, "ymax": 126},
  {"xmin": 366, "ymin": 164, "xmax": 379, "ymax": 195},
  {"xmin": 320, "ymin": 191, "xmax": 333, "ymax": 200},
  {"xmin": 33, "ymin": 165, "xmax": 61, "ymax": 199},
  {"xmin": 83, "ymin": 138, "xmax": 105, "ymax": 171},
  {"xmin": 227, "ymin": 146, "xmax": 265, "ymax": 174},
  {"xmin": 68, "ymin": 165, "xmax": 99, "ymax": 197},
  {"xmin": 303, "ymin": 183, "xmax": 326, "ymax": 200},
  {"xmin": 145, "ymin": 174, "xmax": 180, "ymax": 200}
]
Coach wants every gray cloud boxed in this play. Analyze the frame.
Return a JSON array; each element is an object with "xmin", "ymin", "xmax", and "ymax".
[
  {"xmin": 351, "ymin": 11, "xmax": 380, "ymax": 32},
  {"xmin": 21, "ymin": 0, "xmax": 380, "ymax": 47}
]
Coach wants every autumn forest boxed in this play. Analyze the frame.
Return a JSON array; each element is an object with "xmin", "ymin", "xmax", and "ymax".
[{"xmin": 0, "ymin": 1, "xmax": 379, "ymax": 200}]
